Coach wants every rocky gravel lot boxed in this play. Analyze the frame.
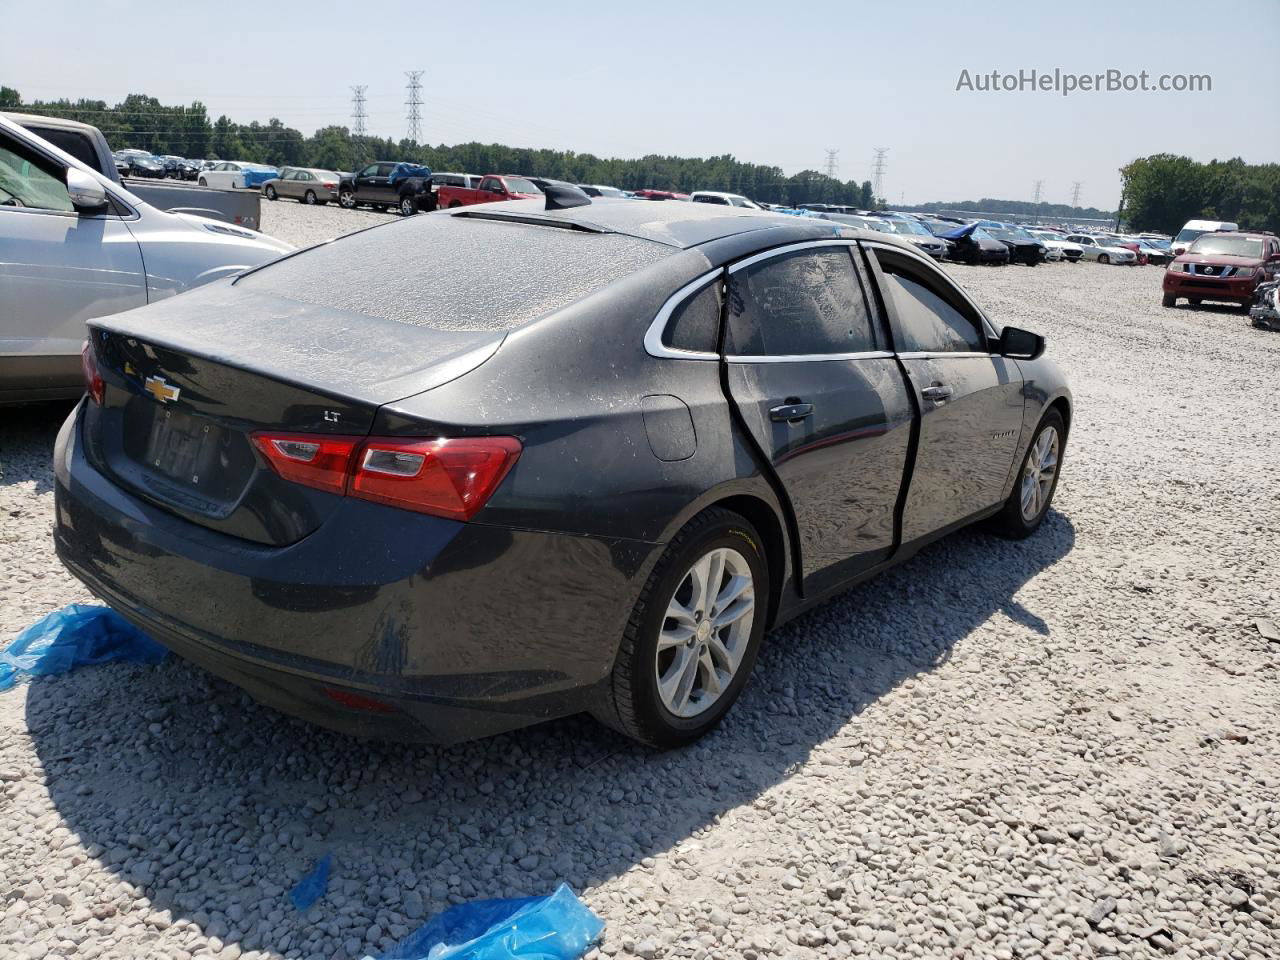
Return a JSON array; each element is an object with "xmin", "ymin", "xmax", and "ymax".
[{"xmin": 2, "ymin": 202, "xmax": 1278, "ymax": 960}]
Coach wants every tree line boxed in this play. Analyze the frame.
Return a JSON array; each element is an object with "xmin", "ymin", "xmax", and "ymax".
[
  {"xmin": 0, "ymin": 88, "xmax": 876, "ymax": 208},
  {"xmin": 1119, "ymin": 154, "xmax": 1279, "ymax": 235},
  {"xmin": 899, "ymin": 198, "xmax": 1116, "ymax": 220}
]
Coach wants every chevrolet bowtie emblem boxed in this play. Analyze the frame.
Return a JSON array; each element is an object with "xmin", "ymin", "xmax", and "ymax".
[{"xmin": 144, "ymin": 376, "xmax": 180, "ymax": 404}]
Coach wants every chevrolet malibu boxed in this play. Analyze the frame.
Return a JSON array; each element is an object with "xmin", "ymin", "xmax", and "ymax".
[{"xmin": 54, "ymin": 193, "xmax": 1072, "ymax": 748}]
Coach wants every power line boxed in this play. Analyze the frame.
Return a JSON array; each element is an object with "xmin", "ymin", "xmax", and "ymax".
[
  {"xmin": 871, "ymin": 147, "xmax": 889, "ymax": 199},
  {"xmin": 1032, "ymin": 180, "xmax": 1044, "ymax": 204},
  {"xmin": 405, "ymin": 71, "xmax": 424, "ymax": 144},
  {"xmin": 823, "ymin": 148, "xmax": 839, "ymax": 179},
  {"xmin": 1071, "ymin": 181, "xmax": 1083, "ymax": 208},
  {"xmin": 350, "ymin": 85, "xmax": 367, "ymax": 138}
]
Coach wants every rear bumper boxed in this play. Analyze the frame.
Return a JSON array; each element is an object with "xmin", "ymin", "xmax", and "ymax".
[
  {"xmin": 1162, "ymin": 272, "xmax": 1256, "ymax": 303},
  {"xmin": 53, "ymin": 403, "xmax": 657, "ymax": 742}
]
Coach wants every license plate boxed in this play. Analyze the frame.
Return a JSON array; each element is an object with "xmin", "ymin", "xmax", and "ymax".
[{"xmin": 142, "ymin": 408, "xmax": 219, "ymax": 486}]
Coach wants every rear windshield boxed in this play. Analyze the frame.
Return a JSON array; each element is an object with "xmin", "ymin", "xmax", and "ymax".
[
  {"xmin": 238, "ymin": 214, "xmax": 670, "ymax": 331},
  {"xmin": 1187, "ymin": 235, "xmax": 1264, "ymax": 258}
]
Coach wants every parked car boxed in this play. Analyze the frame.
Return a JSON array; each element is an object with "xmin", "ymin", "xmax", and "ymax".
[
  {"xmin": 53, "ymin": 193, "xmax": 1070, "ymax": 747},
  {"xmin": 577, "ymin": 184, "xmax": 628, "ymax": 198},
  {"xmin": 1133, "ymin": 237, "xmax": 1172, "ymax": 266},
  {"xmin": 4, "ymin": 113, "xmax": 261, "ymax": 229},
  {"xmin": 198, "ymin": 161, "xmax": 276, "ymax": 190},
  {"xmin": 262, "ymin": 167, "xmax": 342, "ymax": 205},
  {"xmin": 127, "ymin": 154, "xmax": 168, "ymax": 179},
  {"xmin": 434, "ymin": 174, "xmax": 543, "ymax": 209},
  {"xmin": 819, "ymin": 212, "xmax": 894, "ymax": 233},
  {"xmin": 338, "ymin": 161, "xmax": 436, "ymax": 216},
  {"xmin": 0, "ymin": 115, "xmax": 291, "ymax": 404},
  {"xmin": 940, "ymin": 224, "xmax": 1011, "ymax": 265},
  {"xmin": 1027, "ymin": 229, "xmax": 1083, "ymax": 262},
  {"xmin": 878, "ymin": 218, "xmax": 948, "ymax": 260},
  {"xmin": 1063, "ymin": 234, "xmax": 1137, "ymax": 265},
  {"xmin": 981, "ymin": 225, "xmax": 1046, "ymax": 266},
  {"xmin": 632, "ymin": 189, "xmax": 690, "ymax": 201},
  {"xmin": 1162, "ymin": 232, "xmax": 1280, "ymax": 309},
  {"xmin": 1172, "ymin": 219, "xmax": 1238, "ymax": 256},
  {"xmin": 431, "ymin": 172, "xmax": 483, "ymax": 190},
  {"xmin": 689, "ymin": 191, "xmax": 762, "ymax": 209}
]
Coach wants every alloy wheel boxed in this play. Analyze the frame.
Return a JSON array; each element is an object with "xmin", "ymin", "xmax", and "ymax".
[
  {"xmin": 655, "ymin": 547, "xmax": 756, "ymax": 718},
  {"xmin": 1020, "ymin": 426, "xmax": 1059, "ymax": 522}
]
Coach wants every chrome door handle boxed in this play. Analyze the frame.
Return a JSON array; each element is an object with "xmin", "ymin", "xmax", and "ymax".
[
  {"xmin": 921, "ymin": 385, "xmax": 953, "ymax": 401},
  {"xmin": 769, "ymin": 402, "xmax": 814, "ymax": 422}
]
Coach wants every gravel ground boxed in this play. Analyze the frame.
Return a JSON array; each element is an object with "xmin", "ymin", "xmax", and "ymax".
[{"xmin": 2, "ymin": 203, "xmax": 1278, "ymax": 960}]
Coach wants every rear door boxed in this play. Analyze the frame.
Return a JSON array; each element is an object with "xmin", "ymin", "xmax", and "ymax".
[
  {"xmin": 0, "ymin": 128, "xmax": 147, "ymax": 397},
  {"xmin": 722, "ymin": 242, "xmax": 915, "ymax": 595},
  {"xmin": 866, "ymin": 244, "xmax": 1025, "ymax": 543}
]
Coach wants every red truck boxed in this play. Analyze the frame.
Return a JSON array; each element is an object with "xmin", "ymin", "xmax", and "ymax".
[{"xmin": 435, "ymin": 174, "xmax": 544, "ymax": 209}]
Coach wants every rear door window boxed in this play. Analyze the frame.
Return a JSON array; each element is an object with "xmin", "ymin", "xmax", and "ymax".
[{"xmin": 726, "ymin": 246, "xmax": 882, "ymax": 357}]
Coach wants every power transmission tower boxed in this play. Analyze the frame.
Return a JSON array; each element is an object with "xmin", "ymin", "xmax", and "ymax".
[
  {"xmin": 823, "ymin": 148, "xmax": 839, "ymax": 179},
  {"xmin": 350, "ymin": 85, "xmax": 368, "ymax": 138},
  {"xmin": 871, "ymin": 147, "xmax": 889, "ymax": 200},
  {"xmin": 405, "ymin": 71, "xmax": 424, "ymax": 143},
  {"xmin": 1071, "ymin": 181, "xmax": 1082, "ymax": 208},
  {"xmin": 1032, "ymin": 180, "xmax": 1044, "ymax": 204}
]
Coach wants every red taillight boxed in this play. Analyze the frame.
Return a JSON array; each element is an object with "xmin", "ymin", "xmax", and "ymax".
[
  {"xmin": 350, "ymin": 436, "xmax": 522, "ymax": 521},
  {"xmin": 251, "ymin": 433, "xmax": 360, "ymax": 495},
  {"xmin": 251, "ymin": 432, "xmax": 521, "ymax": 521},
  {"xmin": 322, "ymin": 182, "xmax": 337, "ymax": 190},
  {"xmin": 80, "ymin": 340, "xmax": 104, "ymax": 405},
  {"xmin": 322, "ymin": 688, "xmax": 397, "ymax": 713}
]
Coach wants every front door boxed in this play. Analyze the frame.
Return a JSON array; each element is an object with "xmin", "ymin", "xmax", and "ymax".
[
  {"xmin": 867, "ymin": 246, "xmax": 1025, "ymax": 543},
  {"xmin": 0, "ymin": 129, "xmax": 147, "ymax": 398},
  {"xmin": 722, "ymin": 242, "xmax": 915, "ymax": 595}
]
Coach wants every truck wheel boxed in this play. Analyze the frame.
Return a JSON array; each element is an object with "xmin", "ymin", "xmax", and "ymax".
[
  {"xmin": 339, "ymin": 190, "xmax": 356, "ymax": 209},
  {"xmin": 399, "ymin": 196, "xmax": 416, "ymax": 217},
  {"xmin": 303, "ymin": 190, "xmax": 317, "ymax": 205},
  {"xmin": 1161, "ymin": 292, "xmax": 1176, "ymax": 308},
  {"xmin": 265, "ymin": 185, "xmax": 277, "ymax": 201}
]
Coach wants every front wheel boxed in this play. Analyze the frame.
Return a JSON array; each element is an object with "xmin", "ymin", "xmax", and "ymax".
[
  {"xmin": 594, "ymin": 508, "xmax": 769, "ymax": 748},
  {"xmin": 1097, "ymin": 253, "xmax": 1110, "ymax": 265},
  {"xmin": 399, "ymin": 195, "xmax": 416, "ymax": 216},
  {"xmin": 989, "ymin": 410, "xmax": 1064, "ymax": 539},
  {"xmin": 338, "ymin": 190, "xmax": 356, "ymax": 209},
  {"xmin": 1162, "ymin": 292, "xmax": 1176, "ymax": 308},
  {"xmin": 265, "ymin": 185, "xmax": 277, "ymax": 200},
  {"xmin": 198, "ymin": 177, "xmax": 207, "ymax": 187}
]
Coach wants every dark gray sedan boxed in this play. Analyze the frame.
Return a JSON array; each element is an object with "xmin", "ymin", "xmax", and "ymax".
[{"xmin": 55, "ymin": 195, "xmax": 1071, "ymax": 747}]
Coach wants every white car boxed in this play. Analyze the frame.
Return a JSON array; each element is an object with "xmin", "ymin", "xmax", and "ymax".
[
  {"xmin": 1029, "ymin": 230, "xmax": 1084, "ymax": 262},
  {"xmin": 1064, "ymin": 234, "xmax": 1137, "ymax": 265},
  {"xmin": 689, "ymin": 190, "xmax": 763, "ymax": 209},
  {"xmin": 0, "ymin": 116, "xmax": 292, "ymax": 403},
  {"xmin": 197, "ymin": 161, "xmax": 273, "ymax": 190}
]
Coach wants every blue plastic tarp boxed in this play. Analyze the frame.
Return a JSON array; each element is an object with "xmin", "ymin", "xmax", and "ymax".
[
  {"xmin": 939, "ymin": 223, "xmax": 978, "ymax": 240},
  {"xmin": 290, "ymin": 854, "xmax": 333, "ymax": 911},
  {"xmin": 376, "ymin": 884, "xmax": 604, "ymax": 960},
  {"xmin": 0, "ymin": 604, "xmax": 168, "ymax": 691}
]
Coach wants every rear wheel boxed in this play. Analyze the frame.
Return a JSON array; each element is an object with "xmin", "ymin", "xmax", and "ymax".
[
  {"xmin": 303, "ymin": 190, "xmax": 317, "ymax": 205},
  {"xmin": 990, "ymin": 410, "xmax": 1064, "ymax": 539},
  {"xmin": 399, "ymin": 195, "xmax": 416, "ymax": 216},
  {"xmin": 1162, "ymin": 292, "xmax": 1177, "ymax": 307},
  {"xmin": 265, "ymin": 185, "xmax": 277, "ymax": 201},
  {"xmin": 1098, "ymin": 253, "xmax": 1110, "ymax": 265},
  {"xmin": 339, "ymin": 190, "xmax": 356, "ymax": 209},
  {"xmin": 594, "ymin": 508, "xmax": 769, "ymax": 748},
  {"xmin": 448, "ymin": 200, "xmax": 462, "ymax": 208}
]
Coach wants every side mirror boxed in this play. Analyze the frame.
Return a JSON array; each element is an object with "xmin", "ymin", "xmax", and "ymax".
[
  {"xmin": 67, "ymin": 168, "xmax": 109, "ymax": 213},
  {"xmin": 997, "ymin": 325, "xmax": 1045, "ymax": 360}
]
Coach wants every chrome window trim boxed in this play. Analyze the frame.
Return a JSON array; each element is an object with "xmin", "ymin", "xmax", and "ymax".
[
  {"xmin": 896, "ymin": 351, "xmax": 995, "ymax": 360},
  {"xmin": 726, "ymin": 350, "xmax": 895, "ymax": 364},
  {"xmin": 725, "ymin": 238, "xmax": 859, "ymax": 275},
  {"xmin": 643, "ymin": 269, "xmax": 722, "ymax": 360},
  {"xmin": 863, "ymin": 238, "xmax": 1000, "ymax": 340}
]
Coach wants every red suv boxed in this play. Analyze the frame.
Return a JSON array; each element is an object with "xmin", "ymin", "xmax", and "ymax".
[{"xmin": 1162, "ymin": 231, "xmax": 1280, "ymax": 309}]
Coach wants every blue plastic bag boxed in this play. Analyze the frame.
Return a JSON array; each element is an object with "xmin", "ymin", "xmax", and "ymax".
[
  {"xmin": 290, "ymin": 853, "xmax": 333, "ymax": 911},
  {"xmin": 376, "ymin": 884, "xmax": 604, "ymax": 960},
  {"xmin": 0, "ymin": 604, "xmax": 168, "ymax": 691}
]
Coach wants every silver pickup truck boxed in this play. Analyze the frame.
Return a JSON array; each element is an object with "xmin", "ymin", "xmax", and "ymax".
[{"xmin": 2, "ymin": 112, "xmax": 261, "ymax": 230}]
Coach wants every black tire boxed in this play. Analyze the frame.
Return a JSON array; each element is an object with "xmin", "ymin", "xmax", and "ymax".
[
  {"xmin": 399, "ymin": 195, "xmax": 416, "ymax": 216},
  {"xmin": 1097, "ymin": 253, "xmax": 1109, "ymax": 265},
  {"xmin": 1162, "ymin": 292, "xmax": 1177, "ymax": 308},
  {"xmin": 265, "ymin": 185, "xmax": 277, "ymax": 201},
  {"xmin": 303, "ymin": 190, "xmax": 317, "ymax": 205},
  {"xmin": 448, "ymin": 200, "xmax": 462, "ymax": 209},
  {"xmin": 198, "ymin": 177, "xmax": 207, "ymax": 187},
  {"xmin": 339, "ymin": 190, "xmax": 356, "ymax": 209},
  {"xmin": 594, "ymin": 508, "xmax": 770, "ymax": 748},
  {"xmin": 989, "ymin": 409, "xmax": 1065, "ymax": 539}
]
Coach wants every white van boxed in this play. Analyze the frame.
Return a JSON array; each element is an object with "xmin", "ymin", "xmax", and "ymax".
[{"xmin": 1173, "ymin": 219, "xmax": 1238, "ymax": 255}]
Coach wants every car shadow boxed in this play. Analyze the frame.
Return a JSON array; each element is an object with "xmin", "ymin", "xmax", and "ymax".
[
  {"xmin": 26, "ymin": 510, "xmax": 1074, "ymax": 958},
  {"xmin": 0, "ymin": 401, "xmax": 76, "ymax": 496}
]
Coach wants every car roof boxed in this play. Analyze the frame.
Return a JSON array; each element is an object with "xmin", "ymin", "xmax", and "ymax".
[{"xmin": 442, "ymin": 196, "xmax": 908, "ymax": 252}]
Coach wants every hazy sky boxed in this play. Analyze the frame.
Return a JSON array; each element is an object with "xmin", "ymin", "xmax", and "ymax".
[{"xmin": 7, "ymin": 1, "xmax": 1277, "ymax": 207}]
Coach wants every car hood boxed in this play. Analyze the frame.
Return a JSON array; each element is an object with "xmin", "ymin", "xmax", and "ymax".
[
  {"xmin": 1172, "ymin": 253, "xmax": 1263, "ymax": 268},
  {"xmin": 172, "ymin": 213, "xmax": 294, "ymax": 254}
]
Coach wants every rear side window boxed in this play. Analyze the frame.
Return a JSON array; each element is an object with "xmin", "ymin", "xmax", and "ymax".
[
  {"xmin": 874, "ymin": 253, "xmax": 986, "ymax": 353},
  {"xmin": 663, "ymin": 279, "xmax": 721, "ymax": 353},
  {"xmin": 726, "ymin": 247, "xmax": 882, "ymax": 356}
]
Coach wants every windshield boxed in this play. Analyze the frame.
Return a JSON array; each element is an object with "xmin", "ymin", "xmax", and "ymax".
[
  {"xmin": 596, "ymin": 186, "xmax": 624, "ymax": 197},
  {"xmin": 503, "ymin": 177, "xmax": 543, "ymax": 195},
  {"xmin": 1174, "ymin": 228, "xmax": 1207, "ymax": 244},
  {"xmin": 985, "ymin": 228, "xmax": 1017, "ymax": 241},
  {"xmin": 1187, "ymin": 235, "xmax": 1265, "ymax": 258},
  {"xmin": 888, "ymin": 220, "xmax": 930, "ymax": 236}
]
